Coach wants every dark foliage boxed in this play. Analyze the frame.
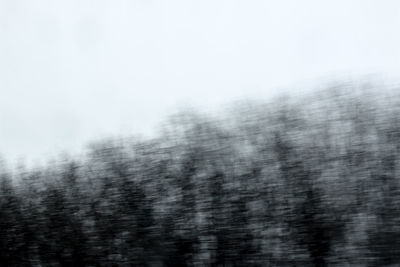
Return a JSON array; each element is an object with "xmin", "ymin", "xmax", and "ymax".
[{"xmin": 1, "ymin": 83, "xmax": 400, "ymax": 266}]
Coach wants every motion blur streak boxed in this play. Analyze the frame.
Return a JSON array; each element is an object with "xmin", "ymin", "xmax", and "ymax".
[{"xmin": 1, "ymin": 82, "xmax": 400, "ymax": 266}]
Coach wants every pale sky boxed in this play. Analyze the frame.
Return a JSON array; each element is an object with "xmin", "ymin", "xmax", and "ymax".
[{"xmin": 1, "ymin": 0, "xmax": 400, "ymax": 166}]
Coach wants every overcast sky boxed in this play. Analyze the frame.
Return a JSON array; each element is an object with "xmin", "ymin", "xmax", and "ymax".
[{"xmin": 1, "ymin": 0, "xmax": 400, "ymax": 166}]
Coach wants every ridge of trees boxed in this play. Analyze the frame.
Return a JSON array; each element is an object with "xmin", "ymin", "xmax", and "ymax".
[{"xmin": 1, "ymin": 82, "xmax": 400, "ymax": 266}]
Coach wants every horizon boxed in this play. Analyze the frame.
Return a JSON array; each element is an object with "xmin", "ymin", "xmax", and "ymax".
[{"xmin": 1, "ymin": 0, "xmax": 400, "ymax": 166}]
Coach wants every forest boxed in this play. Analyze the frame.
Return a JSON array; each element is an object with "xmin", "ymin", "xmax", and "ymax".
[{"xmin": 1, "ymin": 82, "xmax": 400, "ymax": 266}]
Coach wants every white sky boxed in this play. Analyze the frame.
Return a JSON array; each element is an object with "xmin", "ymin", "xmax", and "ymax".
[{"xmin": 1, "ymin": 0, "xmax": 400, "ymax": 166}]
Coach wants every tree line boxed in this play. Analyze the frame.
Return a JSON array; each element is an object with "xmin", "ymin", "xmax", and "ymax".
[{"xmin": 1, "ymin": 82, "xmax": 400, "ymax": 266}]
